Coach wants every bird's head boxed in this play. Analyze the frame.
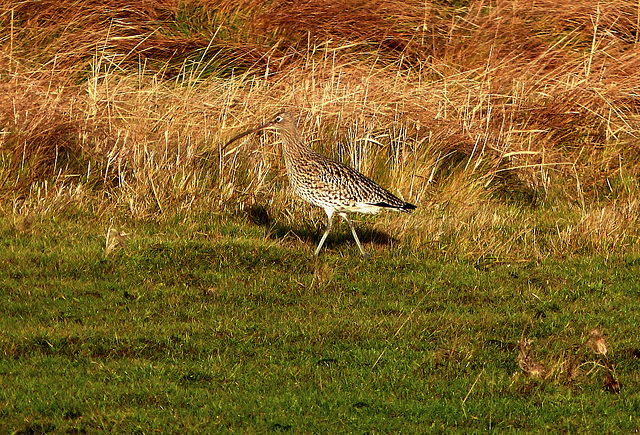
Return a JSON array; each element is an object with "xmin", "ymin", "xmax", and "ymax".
[{"xmin": 224, "ymin": 111, "xmax": 295, "ymax": 150}]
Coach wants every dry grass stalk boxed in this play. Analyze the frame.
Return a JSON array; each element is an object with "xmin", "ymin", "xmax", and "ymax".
[
  {"xmin": 517, "ymin": 340, "xmax": 546, "ymax": 379},
  {"xmin": 105, "ymin": 226, "xmax": 129, "ymax": 256},
  {"xmin": 589, "ymin": 328, "xmax": 608, "ymax": 356}
]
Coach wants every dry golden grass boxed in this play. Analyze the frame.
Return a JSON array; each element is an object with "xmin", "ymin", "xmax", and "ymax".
[{"xmin": 1, "ymin": 0, "xmax": 639, "ymax": 258}]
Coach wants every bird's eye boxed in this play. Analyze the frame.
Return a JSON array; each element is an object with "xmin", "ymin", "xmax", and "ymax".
[{"xmin": 275, "ymin": 115, "xmax": 283, "ymax": 122}]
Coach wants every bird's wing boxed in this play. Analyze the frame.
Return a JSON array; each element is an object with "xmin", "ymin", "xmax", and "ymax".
[{"xmin": 316, "ymin": 160, "xmax": 406, "ymax": 208}]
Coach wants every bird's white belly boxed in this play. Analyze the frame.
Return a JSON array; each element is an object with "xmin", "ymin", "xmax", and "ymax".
[
  {"xmin": 297, "ymin": 191, "xmax": 382, "ymax": 214},
  {"xmin": 332, "ymin": 203, "xmax": 382, "ymax": 214}
]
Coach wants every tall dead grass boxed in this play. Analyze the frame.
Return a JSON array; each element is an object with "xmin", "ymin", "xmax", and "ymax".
[{"xmin": 1, "ymin": 0, "xmax": 639, "ymax": 258}]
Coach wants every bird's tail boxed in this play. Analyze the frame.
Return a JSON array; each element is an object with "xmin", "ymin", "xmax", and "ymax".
[{"xmin": 372, "ymin": 201, "xmax": 416, "ymax": 213}]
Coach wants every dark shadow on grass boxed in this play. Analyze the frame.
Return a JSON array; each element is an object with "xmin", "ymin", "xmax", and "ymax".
[{"xmin": 245, "ymin": 204, "xmax": 395, "ymax": 252}]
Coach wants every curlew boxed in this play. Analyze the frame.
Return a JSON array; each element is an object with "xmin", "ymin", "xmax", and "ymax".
[{"xmin": 224, "ymin": 111, "xmax": 416, "ymax": 257}]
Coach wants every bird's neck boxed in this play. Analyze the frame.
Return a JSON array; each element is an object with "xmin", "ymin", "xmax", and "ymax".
[
  {"xmin": 279, "ymin": 129, "xmax": 315, "ymax": 162},
  {"xmin": 278, "ymin": 129, "xmax": 318, "ymax": 188}
]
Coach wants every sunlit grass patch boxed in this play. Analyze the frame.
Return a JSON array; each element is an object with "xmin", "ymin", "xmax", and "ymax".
[{"xmin": 1, "ymin": 212, "xmax": 639, "ymax": 432}]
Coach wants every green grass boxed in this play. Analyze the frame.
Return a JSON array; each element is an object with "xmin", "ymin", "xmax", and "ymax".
[{"xmin": 1, "ymin": 210, "xmax": 639, "ymax": 433}]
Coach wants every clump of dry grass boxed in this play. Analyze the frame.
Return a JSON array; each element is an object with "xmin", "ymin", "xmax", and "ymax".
[
  {"xmin": 516, "ymin": 328, "xmax": 619, "ymax": 394},
  {"xmin": 1, "ymin": 0, "xmax": 639, "ymax": 258},
  {"xmin": 0, "ymin": 69, "xmax": 88, "ymax": 193}
]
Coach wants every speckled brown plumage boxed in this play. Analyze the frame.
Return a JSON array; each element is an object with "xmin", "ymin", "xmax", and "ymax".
[{"xmin": 225, "ymin": 111, "xmax": 416, "ymax": 256}]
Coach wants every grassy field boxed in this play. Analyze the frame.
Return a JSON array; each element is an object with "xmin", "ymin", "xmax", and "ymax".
[
  {"xmin": 1, "ymin": 0, "xmax": 640, "ymax": 432},
  {"xmin": 1, "ymin": 212, "xmax": 639, "ymax": 433}
]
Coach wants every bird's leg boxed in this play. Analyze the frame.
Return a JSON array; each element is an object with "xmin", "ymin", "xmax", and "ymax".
[
  {"xmin": 339, "ymin": 213, "xmax": 368, "ymax": 257},
  {"xmin": 314, "ymin": 209, "xmax": 334, "ymax": 256}
]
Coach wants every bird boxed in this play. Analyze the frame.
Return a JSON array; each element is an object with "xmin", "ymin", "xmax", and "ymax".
[{"xmin": 224, "ymin": 111, "xmax": 416, "ymax": 257}]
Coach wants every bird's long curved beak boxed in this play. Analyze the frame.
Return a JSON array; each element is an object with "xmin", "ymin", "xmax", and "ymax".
[{"xmin": 222, "ymin": 120, "xmax": 275, "ymax": 152}]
